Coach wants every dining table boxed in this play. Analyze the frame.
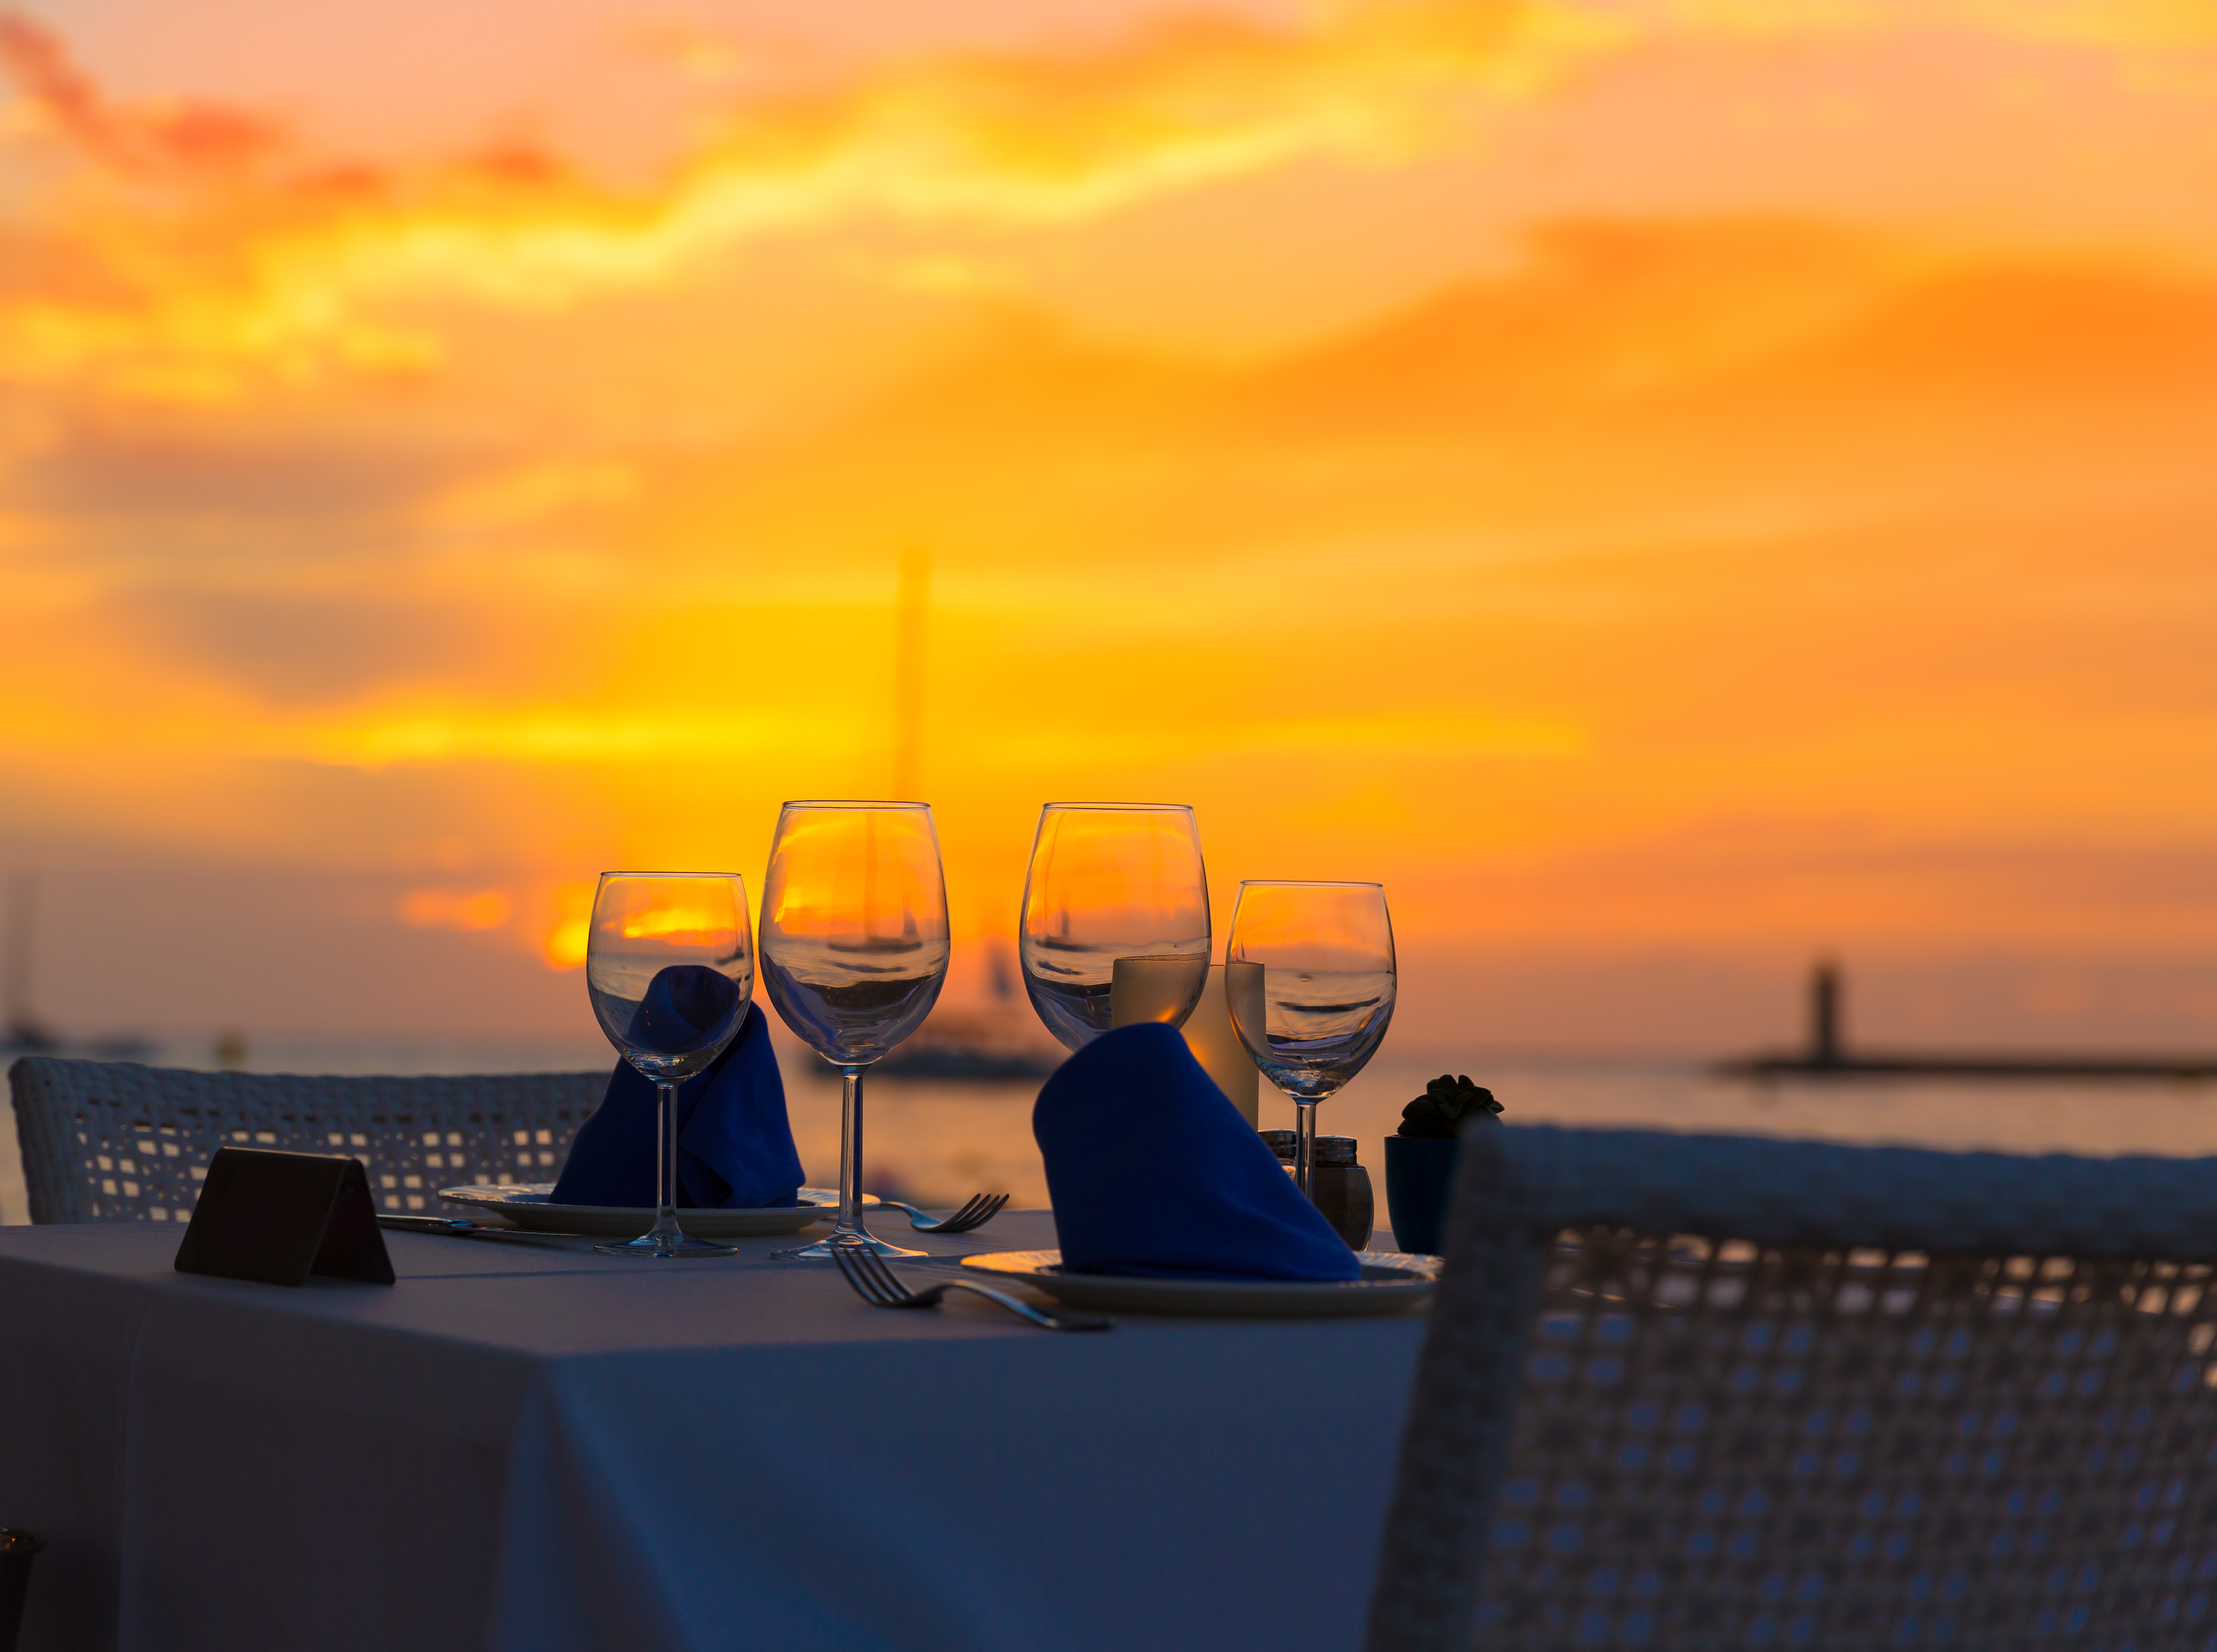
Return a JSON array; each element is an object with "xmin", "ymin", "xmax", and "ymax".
[{"xmin": 0, "ymin": 1208, "xmax": 1427, "ymax": 1651}]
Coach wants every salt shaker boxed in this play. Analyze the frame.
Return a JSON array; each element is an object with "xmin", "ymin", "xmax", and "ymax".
[{"xmin": 1262, "ymin": 1131, "xmax": 1374, "ymax": 1252}]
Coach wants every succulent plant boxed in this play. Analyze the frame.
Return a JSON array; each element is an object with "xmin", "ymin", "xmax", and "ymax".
[{"xmin": 1396, "ymin": 1073, "xmax": 1504, "ymax": 1139}]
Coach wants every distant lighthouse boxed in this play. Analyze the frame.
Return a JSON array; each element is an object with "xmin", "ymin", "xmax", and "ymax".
[{"xmin": 1809, "ymin": 959, "xmax": 1841, "ymax": 1067}]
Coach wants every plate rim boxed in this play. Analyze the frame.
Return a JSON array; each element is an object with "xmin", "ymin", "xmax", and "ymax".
[
  {"xmin": 435, "ymin": 1184, "xmax": 833, "ymax": 1234},
  {"xmin": 961, "ymin": 1248, "xmax": 1440, "ymax": 1292},
  {"xmin": 436, "ymin": 1182, "xmax": 849, "ymax": 1219}
]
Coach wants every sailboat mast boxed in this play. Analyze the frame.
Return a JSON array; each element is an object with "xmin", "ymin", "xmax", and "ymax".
[{"xmin": 894, "ymin": 549, "xmax": 928, "ymax": 801}]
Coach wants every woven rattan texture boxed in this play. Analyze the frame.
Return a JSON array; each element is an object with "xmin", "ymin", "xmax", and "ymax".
[
  {"xmin": 1367, "ymin": 1127, "xmax": 2217, "ymax": 1652},
  {"xmin": 1487, "ymin": 1234, "xmax": 2217, "ymax": 1648},
  {"xmin": 8, "ymin": 1057, "xmax": 607, "ymax": 1224}
]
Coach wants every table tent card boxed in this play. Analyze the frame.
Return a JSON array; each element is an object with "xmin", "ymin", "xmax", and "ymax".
[{"xmin": 173, "ymin": 1147, "xmax": 396, "ymax": 1288}]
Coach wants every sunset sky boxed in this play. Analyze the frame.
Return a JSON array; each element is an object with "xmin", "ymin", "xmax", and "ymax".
[{"xmin": 3, "ymin": 0, "xmax": 2216, "ymax": 1054}]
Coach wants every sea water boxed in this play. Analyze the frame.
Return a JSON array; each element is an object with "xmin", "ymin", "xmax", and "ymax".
[{"xmin": 21, "ymin": 1036, "xmax": 2214, "ymax": 1225}]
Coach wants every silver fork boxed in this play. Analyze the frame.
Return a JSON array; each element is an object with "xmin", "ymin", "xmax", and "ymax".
[
  {"xmin": 875, "ymin": 1193, "xmax": 1010, "ymax": 1234},
  {"xmin": 831, "ymin": 1242, "xmax": 1112, "ymax": 1331}
]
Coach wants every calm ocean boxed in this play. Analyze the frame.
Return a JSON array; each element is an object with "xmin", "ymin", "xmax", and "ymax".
[{"xmin": 13, "ymin": 1036, "xmax": 2215, "ymax": 1227}]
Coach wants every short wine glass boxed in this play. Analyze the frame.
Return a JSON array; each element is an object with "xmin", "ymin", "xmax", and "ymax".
[
  {"xmin": 760, "ymin": 801, "xmax": 950, "ymax": 1259},
  {"xmin": 1019, "ymin": 802, "xmax": 1210, "ymax": 1051},
  {"xmin": 585, "ymin": 872, "xmax": 755, "ymax": 1257},
  {"xmin": 1225, "ymin": 881, "xmax": 1396, "ymax": 1198}
]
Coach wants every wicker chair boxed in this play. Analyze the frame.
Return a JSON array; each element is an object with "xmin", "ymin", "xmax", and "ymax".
[
  {"xmin": 7, "ymin": 1057, "xmax": 608, "ymax": 1224},
  {"xmin": 1366, "ymin": 1125, "xmax": 2217, "ymax": 1651}
]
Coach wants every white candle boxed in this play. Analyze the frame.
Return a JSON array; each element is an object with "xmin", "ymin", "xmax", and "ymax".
[
  {"xmin": 1183, "ymin": 963, "xmax": 1263, "ymax": 1128},
  {"xmin": 1108, "ymin": 955, "xmax": 1207, "ymax": 1029},
  {"xmin": 1110, "ymin": 957, "xmax": 1262, "ymax": 1126}
]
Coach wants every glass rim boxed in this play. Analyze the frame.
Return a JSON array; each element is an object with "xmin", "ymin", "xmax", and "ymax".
[
  {"xmin": 777, "ymin": 799, "xmax": 933, "ymax": 811},
  {"xmin": 1038, "ymin": 800, "xmax": 1195, "ymax": 813},
  {"xmin": 596, "ymin": 869, "xmax": 747, "ymax": 880},
  {"xmin": 1235, "ymin": 878, "xmax": 1386, "ymax": 890}
]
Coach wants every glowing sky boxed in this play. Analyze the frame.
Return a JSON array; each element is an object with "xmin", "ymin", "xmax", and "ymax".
[{"xmin": 3, "ymin": 0, "xmax": 2216, "ymax": 1050}]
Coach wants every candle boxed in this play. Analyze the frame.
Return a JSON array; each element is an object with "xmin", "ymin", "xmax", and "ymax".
[
  {"xmin": 1109, "ymin": 957, "xmax": 1262, "ymax": 1126},
  {"xmin": 1108, "ymin": 955, "xmax": 1207, "ymax": 1029},
  {"xmin": 1185, "ymin": 964, "xmax": 1263, "ymax": 1128}
]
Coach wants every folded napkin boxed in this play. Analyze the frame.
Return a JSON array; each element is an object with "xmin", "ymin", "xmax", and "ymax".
[
  {"xmin": 626, "ymin": 962, "xmax": 743, "ymax": 1060},
  {"xmin": 1034, "ymin": 1022, "xmax": 1362, "ymax": 1281},
  {"xmin": 553, "ymin": 999, "xmax": 805, "ymax": 1209}
]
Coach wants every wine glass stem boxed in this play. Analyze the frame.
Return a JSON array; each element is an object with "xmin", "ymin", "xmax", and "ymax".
[
  {"xmin": 1294, "ymin": 1100, "xmax": 1318, "ymax": 1198},
  {"xmin": 657, "ymin": 1079, "xmax": 682, "ymax": 1230},
  {"xmin": 836, "ymin": 1065, "xmax": 867, "ymax": 1242}
]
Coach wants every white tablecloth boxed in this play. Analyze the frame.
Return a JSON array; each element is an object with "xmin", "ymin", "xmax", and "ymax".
[{"xmin": 0, "ymin": 1212, "xmax": 1423, "ymax": 1651}]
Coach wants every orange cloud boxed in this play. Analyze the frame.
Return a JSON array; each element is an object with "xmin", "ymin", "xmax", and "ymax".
[
  {"xmin": 0, "ymin": 13, "xmax": 290, "ymax": 177},
  {"xmin": 0, "ymin": 1, "xmax": 1838, "ymax": 401},
  {"xmin": 399, "ymin": 887, "xmax": 513, "ymax": 930},
  {"xmin": 3, "ymin": 0, "xmax": 2213, "ymax": 405}
]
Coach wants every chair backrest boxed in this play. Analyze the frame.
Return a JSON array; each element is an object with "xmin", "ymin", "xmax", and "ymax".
[
  {"xmin": 1366, "ymin": 1125, "xmax": 2217, "ymax": 1651},
  {"xmin": 8, "ymin": 1057, "xmax": 608, "ymax": 1224}
]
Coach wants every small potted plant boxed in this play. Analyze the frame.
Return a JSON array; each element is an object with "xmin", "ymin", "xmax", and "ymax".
[{"xmin": 1384, "ymin": 1075, "xmax": 1503, "ymax": 1255}]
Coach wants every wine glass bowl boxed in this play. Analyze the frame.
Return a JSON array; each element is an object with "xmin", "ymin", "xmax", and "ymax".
[
  {"xmin": 584, "ymin": 872, "xmax": 754, "ymax": 1257},
  {"xmin": 760, "ymin": 801, "xmax": 950, "ymax": 1259},
  {"xmin": 1225, "ymin": 880, "xmax": 1395, "ymax": 1195},
  {"xmin": 1020, "ymin": 803, "xmax": 1210, "ymax": 1051},
  {"xmin": 760, "ymin": 806, "xmax": 949, "ymax": 1065}
]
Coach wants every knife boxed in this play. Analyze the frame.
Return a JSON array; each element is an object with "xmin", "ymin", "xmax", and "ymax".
[{"xmin": 376, "ymin": 1214, "xmax": 586, "ymax": 1244}]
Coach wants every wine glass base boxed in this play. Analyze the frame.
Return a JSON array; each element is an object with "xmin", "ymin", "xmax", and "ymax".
[
  {"xmin": 596, "ymin": 1227, "xmax": 739, "ymax": 1258},
  {"xmin": 774, "ymin": 1228, "xmax": 926, "ymax": 1261}
]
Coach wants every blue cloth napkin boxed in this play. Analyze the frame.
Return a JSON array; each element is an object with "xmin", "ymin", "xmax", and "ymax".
[
  {"xmin": 1034, "ymin": 1022, "xmax": 1362, "ymax": 1281},
  {"xmin": 553, "ymin": 1000, "xmax": 804, "ymax": 1209}
]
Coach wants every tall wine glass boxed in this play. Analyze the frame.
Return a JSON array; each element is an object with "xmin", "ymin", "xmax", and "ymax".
[
  {"xmin": 1225, "ymin": 881, "xmax": 1396, "ymax": 1198},
  {"xmin": 1019, "ymin": 802, "xmax": 1210, "ymax": 1051},
  {"xmin": 760, "ymin": 801, "xmax": 950, "ymax": 1259},
  {"xmin": 585, "ymin": 872, "xmax": 755, "ymax": 1258}
]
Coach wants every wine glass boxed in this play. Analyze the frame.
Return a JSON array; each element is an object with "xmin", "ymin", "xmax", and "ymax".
[
  {"xmin": 584, "ymin": 872, "xmax": 755, "ymax": 1257},
  {"xmin": 1019, "ymin": 802, "xmax": 1210, "ymax": 1051},
  {"xmin": 760, "ymin": 801, "xmax": 950, "ymax": 1259},
  {"xmin": 1225, "ymin": 881, "xmax": 1396, "ymax": 1198}
]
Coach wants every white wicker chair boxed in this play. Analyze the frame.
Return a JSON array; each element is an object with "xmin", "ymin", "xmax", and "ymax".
[
  {"xmin": 1366, "ymin": 1125, "xmax": 2217, "ymax": 1651},
  {"xmin": 8, "ymin": 1057, "xmax": 607, "ymax": 1224}
]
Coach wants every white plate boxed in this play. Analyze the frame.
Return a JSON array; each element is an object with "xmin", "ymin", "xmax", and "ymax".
[
  {"xmin": 436, "ymin": 1183, "xmax": 840, "ymax": 1239},
  {"xmin": 961, "ymin": 1249, "xmax": 1440, "ymax": 1318}
]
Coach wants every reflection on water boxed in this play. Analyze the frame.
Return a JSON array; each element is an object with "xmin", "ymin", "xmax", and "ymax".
[
  {"xmin": 769, "ymin": 1052, "xmax": 2217, "ymax": 1211},
  {"xmin": 14, "ymin": 1037, "xmax": 2217, "ymax": 1222}
]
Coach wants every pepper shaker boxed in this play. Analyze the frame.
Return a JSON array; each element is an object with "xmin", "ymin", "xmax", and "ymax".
[{"xmin": 1262, "ymin": 1131, "xmax": 1374, "ymax": 1251}]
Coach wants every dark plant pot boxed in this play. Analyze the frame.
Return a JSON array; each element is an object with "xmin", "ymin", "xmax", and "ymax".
[
  {"xmin": 0, "ymin": 1529, "xmax": 44, "ymax": 1652},
  {"xmin": 1384, "ymin": 1135, "xmax": 1460, "ymax": 1256}
]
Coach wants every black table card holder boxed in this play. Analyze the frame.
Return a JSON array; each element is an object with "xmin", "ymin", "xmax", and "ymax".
[{"xmin": 173, "ymin": 1147, "xmax": 395, "ymax": 1287}]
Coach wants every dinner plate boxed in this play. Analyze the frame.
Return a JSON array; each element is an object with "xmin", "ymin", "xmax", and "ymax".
[
  {"xmin": 960, "ymin": 1250, "xmax": 1441, "ymax": 1318},
  {"xmin": 436, "ymin": 1183, "xmax": 844, "ymax": 1239}
]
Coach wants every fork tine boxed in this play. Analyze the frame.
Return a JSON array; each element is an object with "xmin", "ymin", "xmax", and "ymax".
[
  {"xmin": 852, "ymin": 1244, "xmax": 915, "ymax": 1304},
  {"xmin": 934, "ymin": 1192, "xmax": 1010, "ymax": 1234},
  {"xmin": 834, "ymin": 1244, "xmax": 893, "ymax": 1307},
  {"xmin": 860, "ymin": 1251, "xmax": 905, "ymax": 1304},
  {"xmin": 830, "ymin": 1244, "xmax": 875, "ymax": 1301},
  {"xmin": 960, "ymin": 1193, "xmax": 1010, "ymax": 1232},
  {"xmin": 875, "ymin": 1249, "xmax": 925, "ymax": 1305},
  {"xmin": 832, "ymin": 1244, "xmax": 873, "ymax": 1298}
]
